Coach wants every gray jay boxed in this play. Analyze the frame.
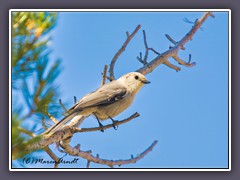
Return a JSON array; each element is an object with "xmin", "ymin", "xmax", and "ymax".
[{"xmin": 45, "ymin": 72, "xmax": 150, "ymax": 134}]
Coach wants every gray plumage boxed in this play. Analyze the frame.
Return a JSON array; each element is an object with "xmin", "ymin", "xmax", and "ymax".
[{"xmin": 45, "ymin": 72, "xmax": 150, "ymax": 134}]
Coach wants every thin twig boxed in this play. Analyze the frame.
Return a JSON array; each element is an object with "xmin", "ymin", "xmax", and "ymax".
[
  {"xmin": 18, "ymin": 127, "xmax": 36, "ymax": 137},
  {"xmin": 188, "ymin": 54, "xmax": 192, "ymax": 64},
  {"xmin": 165, "ymin": 34, "xmax": 177, "ymax": 44},
  {"xmin": 109, "ymin": 25, "xmax": 141, "ymax": 81},
  {"xmin": 73, "ymin": 112, "xmax": 140, "ymax": 133},
  {"xmin": 165, "ymin": 34, "xmax": 185, "ymax": 50},
  {"xmin": 101, "ymin": 65, "xmax": 108, "ymax": 86},
  {"xmin": 148, "ymin": 48, "xmax": 160, "ymax": 55},
  {"xmin": 16, "ymin": 113, "xmax": 139, "ymax": 159},
  {"xmin": 143, "ymin": 30, "xmax": 149, "ymax": 63},
  {"xmin": 60, "ymin": 140, "xmax": 158, "ymax": 168},
  {"xmin": 44, "ymin": 146, "xmax": 60, "ymax": 168},
  {"xmin": 137, "ymin": 12, "xmax": 214, "ymax": 75},
  {"xmin": 86, "ymin": 160, "xmax": 91, "ymax": 168},
  {"xmin": 59, "ymin": 99, "xmax": 68, "ymax": 113},
  {"xmin": 137, "ymin": 30, "xmax": 161, "ymax": 65},
  {"xmin": 172, "ymin": 55, "xmax": 196, "ymax": 67},
  {"xmin": 163, "ymin": 61, "xmax": 181, "ymax": 72}
]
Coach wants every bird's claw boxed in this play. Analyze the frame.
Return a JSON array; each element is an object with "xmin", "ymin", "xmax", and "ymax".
[
  {"xmin": 111, "ymin": 119, "xmax": 118, "ymax": 130},
  {"xmin": 99, "ymin": 123, "xmax": 104, "ymax": 132}
]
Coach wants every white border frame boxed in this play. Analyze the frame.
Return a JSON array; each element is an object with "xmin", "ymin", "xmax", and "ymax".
[{"xmin": 9, "ymin": 9, "xmax": 231, "ymax": 171}]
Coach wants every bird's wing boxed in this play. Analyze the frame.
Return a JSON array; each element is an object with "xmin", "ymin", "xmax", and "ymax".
[
  {"xmin": 68, "ymin": 81, "xmax": 127, "ymax": 113},
  {"xmin": 44, "ymin": 81, "xmax": 127, "ymax": 135}
]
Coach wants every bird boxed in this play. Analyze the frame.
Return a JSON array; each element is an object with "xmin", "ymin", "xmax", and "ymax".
[{"xmin": 44, "ymin": 72, "xmax": 150, "ymax": 134}]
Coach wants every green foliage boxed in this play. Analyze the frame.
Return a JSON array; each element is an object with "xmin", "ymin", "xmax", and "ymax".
[
  {"xmin": 12, "ymin": 114, "xmax": 25, "ymax": 150},
  {"xmin": 12, "ymin": 12, "xmax": 58, "ymax": 87},
  {"xmin": 11, "ymin": 12, "xmax": 61, "ymax": 161}
]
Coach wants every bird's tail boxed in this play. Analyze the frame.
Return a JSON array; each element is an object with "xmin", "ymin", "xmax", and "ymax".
[{"xmin": 44, "ymin": 112, "xmax": 78, "ymax": 135}]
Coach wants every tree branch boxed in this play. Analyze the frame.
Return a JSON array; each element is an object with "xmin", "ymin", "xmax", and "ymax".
[
  {"xmin": 136, "ymin": 12, "xmax": 214, "ymax": 75},
  {"xmin": 137, "ymin": 30, "xmax": 161, "ymax": 66},
  {"xmin": 12, "ymin": 112, "xmax": 140, "ymax": 160},
  {"xmin": 163, "ymin": 61, "xmax": 181, "ymax": 72},
  {"xmin": 165, "ymin": 34, "xmax": 185, "ymax": 50},
  {"xmin": 101, "ymin": 65, "xmax": 108, "ymax": 86},
  {"xmin": 60, "ymin": 139, "xmax": 158, "ymax": 168},
  {"xmin": 109, "ymin": 25, "xmax": 141, "ymax": 81},
  {"xmin": 44, "ymin": 146, "xmax": 60, "ymax": 168},
  {"xmin": 73, "ymin": 112, "xmax": 140, "ymax": 133}
]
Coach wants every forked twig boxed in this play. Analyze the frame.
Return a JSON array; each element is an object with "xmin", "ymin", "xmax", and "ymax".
[{"xmin": 109, "ymin": 25, "xmax": 141, "ymax": 81}]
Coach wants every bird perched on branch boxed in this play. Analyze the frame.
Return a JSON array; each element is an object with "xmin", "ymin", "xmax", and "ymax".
[{"xmin": 45, "ymin": 72, "xmax": 150, "ymax": 134}]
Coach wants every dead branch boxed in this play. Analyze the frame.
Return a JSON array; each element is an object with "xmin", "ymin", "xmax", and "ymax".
[
  {"xmin": 137, "ymin": 30, "xmax": 161, "ymax": 66},
  {"xmin": 59, "ymin": 99, "xmax": 68, "ymax": 114},
  {"xmin": 73, "ymin": 112, "xmax": 140, "ymax": 133},
  {"xmin": 163, "ymin": 61, "xmax": 181, "ymax": 72},
  {"xmin": 109, "ymin": 25, "xmax": 141, "ymax": 81},
  {"xmin": 172, "ymin": 55, "xmax": 196, "ymax": 67},
  {"xmin": 44, "ymin": 146, "xmax": 60, "ymax": 168},
  {"xmin": 101, "ymin": 65, "xmax": 108, "ymax": 86},
  {"xmin": 60, "ymin": 139, "xmax": 158, "ymax": 168},
  {"xmin": 136, "ymin": 12, "xmax": 214, "ymax": 75},
  {"xmin": 165, "ymin": 34, "xmax": 185, "ymax": 50},
  {"xmin": 12, "ymin": 112, "xmax": 140, "ymax": 160}
]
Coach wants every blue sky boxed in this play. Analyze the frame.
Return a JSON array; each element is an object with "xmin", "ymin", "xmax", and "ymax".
[{"xmin": 21, "ymin": 11, "xmax": 229, "ymax": 168}]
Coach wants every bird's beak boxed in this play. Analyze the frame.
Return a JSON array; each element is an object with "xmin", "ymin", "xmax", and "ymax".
[{"xmin": 141, "ymin": 79, "xmax": 151, "ymax": 84}]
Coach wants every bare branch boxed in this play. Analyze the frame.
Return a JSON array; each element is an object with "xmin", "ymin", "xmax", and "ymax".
[
  {"xmin": 109, "ymin": 25, "xmax": 141, "ymax": 81},
  {"xmin": 18, "ymin": 127, "xmax": 36, "ymax": 137},
  {"xmin": 165, "ymin": 34, "xmax": 185, "ymax": 50},
  {"xmin": 44, "ymin": 146, "xmax": 60, "ymax": 168},
  {"xmin": 86, "ymin": 160, "xmax": 91, "ymax": 168},
  {"xmin": 137, "ymin": 30, "xmax": 161, "ymax": 66},
  {"xmin": 137, "ymin": 30, "xmax": 149, "ymax": 65},
  {"xmin": 188, "ymin": 54, "xmax": 192, "ymax": 64},
  {"xmin": 163, "ymin": 61, "xmax": 181, "ymax": 72},
  {"xmin": 73, "ymin": 112, "xmax": 140, "ymax": 133},
  {"xmin": 13, "ymin": 112, "xmax": 139, "ymax": 160},
  {"xmin": 148, "ymin": 48, "xmax": 160, "ymax": 55},
  {"xmin": 172, "ymin": 55, "xmax": 196, "ymax": 67},
  {"xmin": 143, "ymin": 30, "xmax": 149, "ymax": 63},
  {"xmin": 137, "ymin": 12, "xmax": 214, "ymax": 75},
  {"xmin": 137, "ymin": 56, "xmax": 145, "ymax": 64},
  {"xmin": 60, "ymin": 140, "xmax": 158, "ymax": 168},
  {"xmin": 59, "ymin": 99, "xmax": 68, "ymax": 113},
  {"xmin": 165, "ymin": 34, "xmax": 177, "ymax": 44},
  {"xmin": 101, "ymin": 65, "xmax": 108, "ymax": 86}
]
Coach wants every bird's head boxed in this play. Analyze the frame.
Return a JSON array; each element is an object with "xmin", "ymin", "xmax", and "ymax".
[{"xmin": 118, "ymin": 72, "xmax": 150, "ymax": 94}]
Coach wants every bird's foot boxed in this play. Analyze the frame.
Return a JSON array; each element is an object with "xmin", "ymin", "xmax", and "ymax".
[
  {"xmin": 112, "ymin": 120, "xmax": 118, "ymax": 130},
  {"xmin": 98, "ymin": 121, "xmax": 104, "ymax": 132},
  {"xmin": 109, "ymin": 116, "xmax": 118, "ymax": 130}
]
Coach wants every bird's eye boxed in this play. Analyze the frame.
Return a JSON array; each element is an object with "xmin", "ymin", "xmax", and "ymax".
[{"xmin": 135, "ymin": 76, "xmax": 139, "ymax": 80}]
